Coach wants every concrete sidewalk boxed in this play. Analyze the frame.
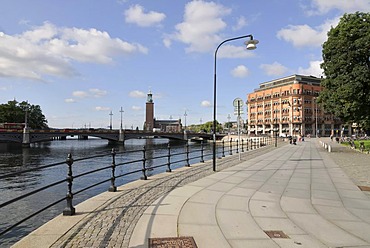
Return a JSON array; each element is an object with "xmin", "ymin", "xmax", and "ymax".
[
  {"xmin": 129, "ymin": 139, "xmax": 370, "ymax": 248},
  {"xmin": 13, "ymin": 139, "xmax": 370, "ymax": 248}
]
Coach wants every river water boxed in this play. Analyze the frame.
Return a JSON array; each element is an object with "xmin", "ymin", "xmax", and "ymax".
[{"xmin": 0, "ymin": 138, "xmax": 213, "ymax": 247}]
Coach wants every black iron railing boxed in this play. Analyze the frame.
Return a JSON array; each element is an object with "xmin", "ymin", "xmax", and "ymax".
[{"xmin": 0, "ymin": 137, "xmax": 271, "ymax": 240}]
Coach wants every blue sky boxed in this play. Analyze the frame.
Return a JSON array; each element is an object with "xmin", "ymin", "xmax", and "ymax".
[{"xmin": 0, "ymin": 0, "xmax": 369, "ymax": 129}]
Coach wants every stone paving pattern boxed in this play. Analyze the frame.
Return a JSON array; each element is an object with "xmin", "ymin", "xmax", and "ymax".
[
  {"xmin": 51, "ymin": 144, "xmax": 274, "ymax": 248},
  {"xmin": 14, "ymin": 137, "xmax": 370, "ymax": 248},
  {"xmin": 129, "ymin": 138, "xmax": 370, "ymax": 247}
]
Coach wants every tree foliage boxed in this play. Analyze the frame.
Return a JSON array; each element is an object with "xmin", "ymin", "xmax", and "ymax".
[
  {"xmin": 320, "ymin": 12, "xmax": 370, "ymax": 129},
  {"xmin": 188, "ymin": 121, "xmax": 223, "ymax": 133},
  {"xmin": 0, "ymin": 100, "xmax": 48, "ymax": 129}
]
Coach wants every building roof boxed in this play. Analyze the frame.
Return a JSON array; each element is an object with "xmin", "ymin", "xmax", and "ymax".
[{"xmin": 255, "ymin": 74, "xmax": 322, "ymax": 92}]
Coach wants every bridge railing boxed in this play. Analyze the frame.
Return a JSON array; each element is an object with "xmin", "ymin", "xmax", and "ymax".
[{"xmin": 0, "ymin": 137, "xmax": 271, "ymax": 244}]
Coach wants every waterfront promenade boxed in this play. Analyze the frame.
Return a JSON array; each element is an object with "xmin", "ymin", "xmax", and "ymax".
[{"xmin": 13, "ymin": 138, "xmax": 370, "ymax": 248}]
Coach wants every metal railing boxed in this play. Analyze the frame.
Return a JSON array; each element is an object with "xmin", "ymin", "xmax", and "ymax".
[{"xmin": 0, "ymin": 137, "xmax": 271, "ymax": 240}]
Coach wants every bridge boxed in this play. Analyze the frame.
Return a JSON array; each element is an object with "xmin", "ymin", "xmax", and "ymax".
[{"xmin": 0, "ymin": 128, "xmax": 224, "ymax": 147}]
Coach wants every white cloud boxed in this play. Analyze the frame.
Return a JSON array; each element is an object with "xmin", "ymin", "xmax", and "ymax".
[
  {"xmin": 64, "ymin": 98, "xmax": 76, "ymax": 103},
  {"xmin": 163, "ymin": 38, "xmax": 172, "ymax": 48},
  {"xmin": 231, "ymin": 65, "xmax": 249, "ymax": 78},
  {"xmin": 201, "ymin": 100, "xmax": 211, "ymax": 107},
  {"xmin": 218, "ymin": 44, "xmax": 256, "ymax": 59},
  {"xmin": 71, "ymin": 88, "xmax": 107, "ymax": 99},
  {"xmin": 232, "ymin": 16, "xmax": 248, "ymax": 31},
  {"xmin": 95, "ymin": 106, "xmax": 111, "ymax": 111},
  {"xmin": 306, "ymin": 0, "xmax": 370, "ymax": 15},
  {"xmin": 0, "ymin": 22, "xmax": 148, "ymax": 81},
  {"xmin": 124, "ymin": 4, "xmax": 166, "ymax": 27},
  {"xmin": 171, "ymin": 0, "xmax": 231, "ymax": 53},
  {"xmin": 89, "ymin": 88, "xmax": 107, "ymax": 97},
  {"xmin": 72, "ymin": 91, "xmax": 89, "ymax": 98},
  {"xmin": 277, "ymin": 17, "xmax": 339, "ymax": 47},
  {"xmin": 297, "ymin": 60, "xmax": 323, "ymax": 77},
  {"xmin": 260, "ymin": 62, "xmax": 288, "ymax": 76},
  {"xmin": 64, "ymin": 88, "xmax": 106, "ymax": 105},
  {"xmin": 132, "ymin": 105, "xmax": 142, "ymax": 111},
  {"xmin": 129, "ymin": 90, "xmax": 146, "ymax": 98}
]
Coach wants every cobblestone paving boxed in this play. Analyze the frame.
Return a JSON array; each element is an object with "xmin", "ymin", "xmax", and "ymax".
[
  {"xmin": 51, "ymin": 145, "xmax": 276, "ymax": 248},
  {"xmin": 320, "ymin": 138, "xmax": 370, "ymax": 197}
]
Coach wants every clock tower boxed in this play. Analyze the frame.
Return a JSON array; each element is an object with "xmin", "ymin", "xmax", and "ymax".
[{"xmin": 145, "ymin": 91, "xmax": 154, "ymax": 131}]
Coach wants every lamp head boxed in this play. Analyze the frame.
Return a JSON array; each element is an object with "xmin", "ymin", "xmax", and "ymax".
[{"xmin": 245, "ymin": 38, "xmax": 259, "ymax": 50}]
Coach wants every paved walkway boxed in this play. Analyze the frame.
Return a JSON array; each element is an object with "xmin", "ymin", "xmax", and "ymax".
[{"xmin": 13, "ymin": 139, "xmax": 370, "ymax": 248}]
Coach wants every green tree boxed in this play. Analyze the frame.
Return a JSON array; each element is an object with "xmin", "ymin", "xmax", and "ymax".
[
  {"xmin": 187, "ymin": 121, "xmax": 223, "ymax": 133},
  {"xmin": 0, "ymin": 100, "xmax": 48, "ymax": 129},
  {"xmin": 320, "ymin": 12, "xmax": 370, "ymax": 129}
]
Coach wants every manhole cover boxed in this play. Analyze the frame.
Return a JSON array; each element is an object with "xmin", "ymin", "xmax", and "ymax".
[
  {"xmin": 358, "ymin": 186, "xmax": 370, "ymax": 192},
  {"xmin": 148, "ymin": 236, "xmax": 198, "ymax": 248},
  {"xmin": 264, "ymin": 230, "xmax": 290, "ymax": 239}
]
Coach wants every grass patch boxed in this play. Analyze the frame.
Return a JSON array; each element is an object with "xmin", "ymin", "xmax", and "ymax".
[{"xmin": 342, "ymin": 140, "xmax": 370, "ymax": 151}]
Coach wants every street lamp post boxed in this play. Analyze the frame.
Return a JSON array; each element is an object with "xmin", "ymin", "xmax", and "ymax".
[
  {"xmin": 109, "ymin": 111, "xmax": 113, "ymax": 130},
  {"xmin": 213, "ymin": 34, "xmax": 258, "ymax": 172},
  {"xmin": 184, "ymin": 110, "xmax": 187, "ymax": 130},
  {"xmin": 120, "ymin": 107, "xmax": 124, "ymax": 130}
]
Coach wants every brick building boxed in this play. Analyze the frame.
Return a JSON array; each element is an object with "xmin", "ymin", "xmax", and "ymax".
[
  {"xmin": 144, "ymin": 91, "xmax": 182, "ymax": 132},
  {"xmin": 246, "ymin": 74, "xmax": 343, "ymax": 137}
]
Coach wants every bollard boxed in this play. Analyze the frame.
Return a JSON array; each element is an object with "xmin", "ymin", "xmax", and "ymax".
[
  {"xmin": 166, "ymin": 144, "xmax": 172, "ymax": 172},
  {"xmin": 241, "ymin": 139, "xmax": 244, "ymax": 152},
  {"xmin": 236, "ymin": 139, "xmax": 239, "ymax": 153},
  {"xmin": 63, "ymin": 154, "xmax": 76, "ymax": 216},
  {"xmin": 328, "ymin": 145, "xmax": 332, "ymax": 153},
  {"xmin": 108, "ymin": 148, "xmax": 117, "ymax": 192}
]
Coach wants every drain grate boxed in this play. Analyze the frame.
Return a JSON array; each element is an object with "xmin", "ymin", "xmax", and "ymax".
[
  {"xmin": 149, "ymin": 236, "xmax": 198, "ymax": 248},
  {"xmin": 358, "ymin": 186, "xmax": 370, "ymax": 192},
  {"xmin": 264, "ymin": 230, "xmax": 290, "ymax": 239}
]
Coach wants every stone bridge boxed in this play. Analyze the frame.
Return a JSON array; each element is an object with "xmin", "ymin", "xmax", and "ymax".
[{"xmin": 0, "ymin": 128, "xmax": 223, "ymax": 147}]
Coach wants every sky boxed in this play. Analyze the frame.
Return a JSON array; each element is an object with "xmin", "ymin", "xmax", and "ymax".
[{"xmin": 0, "ymin": 0, "xmax": 369, "ymax": 129}]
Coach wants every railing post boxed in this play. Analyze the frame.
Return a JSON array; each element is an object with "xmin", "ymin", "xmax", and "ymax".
[
  {"xmin": 141, "ymin": 146, "xmax": 147, "ymax": 180},
  {"xmin": 222, "ymin": 140, "xmax": 225, "ymax": 157},
  {"xmin": 236, "ymin": 139, "xmax": 239, "ymax": 153},
  {"xmin": 109, "ymin": 148, "xmax": 117, "ymax": 192},
  {"xmin": 241, "ymin": 139, "xmax": 244, "ymax": 152},
  {"xmin": 185, "ymin": 143, "xmax": 190, "ymax": 167},
  {"xmin": 229, "ymin": 138, "xmax": 233, "ymax": 155},
  {"xmin": 200, "ymin": 141, "xmax": 205, "ymax": 163},
  {"xmin": 166, "ymin": 143, "xmax": 172, "ymax": 172},
  {"xmin": 63, "ymin": 154, "xmax": 75, "ymax": 216}
]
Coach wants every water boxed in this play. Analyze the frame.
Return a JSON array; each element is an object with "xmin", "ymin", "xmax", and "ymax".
[{"xmin": 0, "ymin": 138, "xmax": 212, "ymax": 247}]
